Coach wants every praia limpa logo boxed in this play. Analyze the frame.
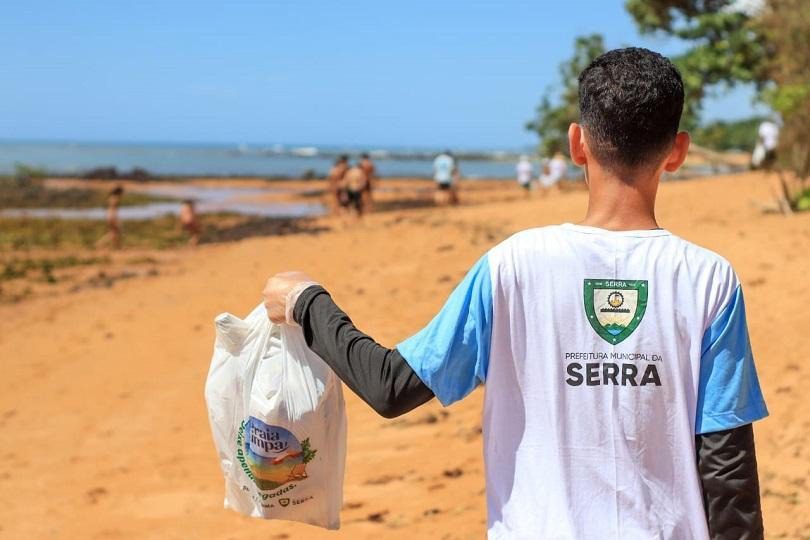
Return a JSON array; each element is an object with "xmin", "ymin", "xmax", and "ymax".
[
  {"xmin": 583, "ymin": 279, "xmax": 648, "ymax": 344},
  {"xmin": 236, "ymin": 417, "xmax": 317, "ymax": 491}
]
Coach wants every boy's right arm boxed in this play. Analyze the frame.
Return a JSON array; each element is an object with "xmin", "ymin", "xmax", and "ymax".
[{"xmin": 293, "ymin": 285, "xmax": 435, "ymax": 418}]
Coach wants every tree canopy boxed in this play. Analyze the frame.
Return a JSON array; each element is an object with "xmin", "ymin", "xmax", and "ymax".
[{"xmin": 525, "ymin": 34, "xmax": 605, "ymax": 157}]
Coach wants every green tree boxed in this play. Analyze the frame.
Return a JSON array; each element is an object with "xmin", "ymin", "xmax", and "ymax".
[
  {"xmin": 625, "ymin": 0, "xmax": 768, "ymax": 130},
  {"xmin": 759, "ymin": 0, "xmax": 810, "ymax": 192},
  {"xmin": 526, "ymin": 34, "xmax": 605, "ymax": 157},
  {"xmin": 692, "ymin": 116, "xmax": 764, "ymax": 151}
]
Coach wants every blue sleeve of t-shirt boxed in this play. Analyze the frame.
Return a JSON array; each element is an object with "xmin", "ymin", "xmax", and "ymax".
[
  {"xmin": 695, "ymin": 285, "xmax": 768, "ymax": 434},
  {"xmin": 396, "ymin": 254, "xmax": 493, "ymax": 406}
]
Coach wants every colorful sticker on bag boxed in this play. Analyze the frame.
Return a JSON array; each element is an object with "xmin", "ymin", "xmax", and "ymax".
[{"xmin": 236, "ymin": 417, "xmax": 317, "ymax": 491}]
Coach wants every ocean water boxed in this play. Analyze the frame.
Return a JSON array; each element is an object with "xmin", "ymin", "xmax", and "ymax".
[{"xmin": 0, "ymin": 141, "xmax": 529, "ymax": 179}]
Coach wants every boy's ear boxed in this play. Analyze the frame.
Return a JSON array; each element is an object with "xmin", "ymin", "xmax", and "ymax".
[
  {"xmin": 568, "ymin": 123, "xmax": 587, "ymax": 166},
  {"xmin": 663, "ymin": 132, "xmax": 691, "ymax": 172}
]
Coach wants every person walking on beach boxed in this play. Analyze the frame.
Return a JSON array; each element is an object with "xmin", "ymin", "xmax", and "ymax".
[
  {"xmin": 179, "ymin": 199, "xmax": 201, "ymax": 246},
  {"xmin": 433, "ymin": 150, "xmax": 456, "ymax": 205},
  {"xmin": 341, "ymin": 161, "xmax": 368, "ymax": 219},
  {"xmin": 753, "ymin": 117, "xmax": 792, "ymax": 214},
  {"xmin": 327, "ymin": 155, "xmax": 349, "ymax": 215},
  {"xmin": 754, "ymin": 117, "xmax": 780, "ymax": 170},
  {"xmin": 539, "ymin": 150, "xmax": 567, "ymax": 194},
  {"xmin": 516, "ymin": 154, "xmax": 534, "ymax": 195},
  {"xmin": 97, "ymin": 185, "xmax": 124, "ymax": 249},
  {"xmin": 359, "ymin": 153, "xmax": 377, "ymax": 212},
  {"xmin": 263, "ymin": 48, "xmax": 767, "ymax": 538}
]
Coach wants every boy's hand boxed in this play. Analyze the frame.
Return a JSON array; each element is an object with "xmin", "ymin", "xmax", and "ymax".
[{"xmin": 262, "ymin": 271, "xmax": 318, "ymax": 324}]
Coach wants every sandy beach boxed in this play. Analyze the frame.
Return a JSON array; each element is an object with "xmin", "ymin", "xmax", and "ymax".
[{"xmin": 1, "ymin": 172, "xmax": 808, "ymax": 539}]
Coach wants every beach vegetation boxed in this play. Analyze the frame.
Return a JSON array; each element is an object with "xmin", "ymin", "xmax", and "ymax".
[
  {"xmin": 0, "ymin": 175, "xmax": 172, "ymax": 209},
  {"xmin": 1, "ymin": 255, "xmax": 111, "ymax": 283},
  {"xmin": 525, "ymin": 34, "xmax": 605, "ymax": 157},
  {"xmin": 691, "ymin": 117, "xmax": 764, "ymax": 152},
  {"xmin": 625, "ymin": 0, "xmax": 810, "ymax": 210},
  {"xmin": 0, "ymin": 213, "xmax": 327, "ymax": 251},
  {"xmin": 625, "ymin": 0, "xmax": 768, "ymax": 131},
  {"xmin": 759, "ymin": 0, "xmax": 810, "ymax": 204}
]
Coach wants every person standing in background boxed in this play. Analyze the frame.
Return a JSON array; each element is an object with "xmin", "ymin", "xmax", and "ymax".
[
  {"xmin": 516, "ymin": 155, "xmax": 534, "ymax": 196},
  {"xmin": 755, "ymin": 117, "xmax": 780, "ymax": 170},
  {"xmin": 450, "ymin": 153, "xmax": 461, "ymax": 205},
  {"xmin": 540, "ymin": 151, "xmax": 568, "ymax": 194},
  {"xmin": 359, "ymin": 153, "xmax": 377, "ymax": 212},
  {"xmin": 753, "ymin": 117, "xmax": 792, "ymax": 214},
  {"xmin": 341, "ymin": 161, "xmax": 368, "ymax": 220},
  {"xmin": 433, "ymin": 150, "xmax": 456, "ymax": 205}
]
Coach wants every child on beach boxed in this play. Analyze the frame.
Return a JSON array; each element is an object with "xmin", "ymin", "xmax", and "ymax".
[
  {"xmin": 262, "ymin": 48, "xmax": 767, "ymax": 538},
  {"xmin": 96, "ymin": 185, "xmax": 123, "ymax": 249},
  {"xmin": 179, "ymin": 199, "xmax": 201, "ymax": 246}
]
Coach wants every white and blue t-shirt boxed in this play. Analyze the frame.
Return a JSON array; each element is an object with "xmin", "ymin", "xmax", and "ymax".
[
  {"xmin": 398, "ymin": 223, "xmax": 768, "ymax": 539},
  {"xmin": 433, "ymin": 154, "xmax": 455, "ymax": 184}
]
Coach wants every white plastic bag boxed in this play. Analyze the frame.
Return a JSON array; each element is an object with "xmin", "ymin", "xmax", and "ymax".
[{"xmin": 205, "ymin": 303, "xmax": 347, "ymax": 529}]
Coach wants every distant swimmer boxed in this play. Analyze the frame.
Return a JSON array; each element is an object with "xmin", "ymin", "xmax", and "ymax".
[
  {"xmin": 433, "ymin": 150, "xmax": 457, "ymax": 205},
  {"xmin": 341, "ymin": 162, "xmax": 368, "ymax": 218},
  {"xmin": 179, "ymin": 199, "xmax": 201, "ymax": 246},
  {"xmin": 327, "ymin": 155, "xmax": 349, "ymax": 215},
  {"xmin": 540, "ymin": 151, "xmax": 567, "ymax": 194},
  {"xmin": 359, "ymin": 153, "xmax": 377, "ymax": 211},
  {"xmin": 97, "ymin": 184, "xmax": 124, "ymax": 249},
  {"xmin": 516, "ymin": 155, "xmax": 534, "ymax": 195}
]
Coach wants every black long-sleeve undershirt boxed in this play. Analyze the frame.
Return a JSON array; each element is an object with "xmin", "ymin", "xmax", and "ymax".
[
  {"xmin": 293, "ymin": 284, "xmax": 763, "ymax": 537},
  {"xmin": 293, "ymin": 285, "xmax": 434, "ymax": 418}
]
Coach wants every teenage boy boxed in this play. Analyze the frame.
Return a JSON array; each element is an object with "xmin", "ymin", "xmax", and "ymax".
[{"xmin": 262, "ymin": 48, "xmax": 767, "ymax": 539}]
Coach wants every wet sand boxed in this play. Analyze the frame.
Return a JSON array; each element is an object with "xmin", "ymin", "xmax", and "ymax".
[{"xmin": 1, "ymin": 172, "xmax": 808, "ymax": 539}]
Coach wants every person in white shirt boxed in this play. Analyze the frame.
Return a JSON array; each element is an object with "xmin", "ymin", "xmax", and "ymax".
[
  {"xmin": 433, "ymin": 150, "xmax": 458, "ymax": 205},
  {"xmin": 540, "ymin": 151, "xmax": 568, "ymax": 193},
  {"xmin": 263, "ymin": 48, "xmax": 767, "ymax": 539},
  {"xmin": 516, "ymin": 155, "xmax": 534, "ymax": 195}
]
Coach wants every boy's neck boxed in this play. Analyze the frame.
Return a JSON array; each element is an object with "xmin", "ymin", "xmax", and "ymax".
[{"xmin": 579, "ymin": 167, "xmax": 660, "ymax": 231}]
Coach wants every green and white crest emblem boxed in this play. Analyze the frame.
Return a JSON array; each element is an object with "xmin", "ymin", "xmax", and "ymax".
[{"xmin": 584, "ymin": 279, "xmax": 648, "ymax": 344}]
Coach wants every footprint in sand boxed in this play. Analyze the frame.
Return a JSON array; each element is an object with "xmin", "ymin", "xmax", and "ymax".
[
  {"xmin": 367, "ymin": 510, "xmax": 389, "ymax": 523},
  {"xmin": 86, "ymin": 486, "xmax": 109, "ymax": 504},
  {"xmin": 364, "ymin": 474, "xmax": 404, "ymax": 485}
]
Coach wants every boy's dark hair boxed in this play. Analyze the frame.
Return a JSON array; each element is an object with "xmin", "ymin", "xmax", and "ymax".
[{"xmin": 578, "ymin": 47, "xmax": 684, "ymax": 173}]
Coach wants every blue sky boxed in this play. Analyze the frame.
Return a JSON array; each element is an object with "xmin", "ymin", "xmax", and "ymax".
[{"xmin": 1, "ymin": 1, "xmax": 768, "ymax": 149}]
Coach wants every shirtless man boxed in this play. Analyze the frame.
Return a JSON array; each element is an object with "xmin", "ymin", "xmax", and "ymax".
[
  {"xmin": 341, "ymin": 162, "xmax": 368, "ymax": 218},
  {"xmin": 326, "ymin": 155, "xmax": 349, "ymax": 214},
  {"xmin": 359, "ymin": 153, "xmax": 377, "ymax": 211}
]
